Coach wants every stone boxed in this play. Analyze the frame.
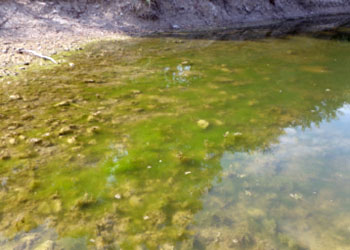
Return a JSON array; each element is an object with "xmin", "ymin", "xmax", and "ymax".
[
  {"xmin": 289, "ymin": 193, "xmax": 303, "ymax": 200},
  {"xmin": 21, "ymin": 114, "xmax": 34, "ymax": 120},
  {"xmin": 34, "ymin": 240, "xmax": 55, "ymax": 250},
  {"xmin": 29, "ymin": 138, "xmax": 42, "ymax": 145},
  {"xmin": 0, "ymin": 151, "xmax": 11, "ymax": 160},
  {"xmin": 74, "ymin": 193, "xmax": 96, "ymax": 209},
  {"xmin": 172, "ymin": 211, "xmax": 192, "ymax": 226},
  {"xmin": 84, "ymin": 79, "xmax": 95, "ymax": 83},
  {"xmin": 19, "ymin": 135, "xmax": 26, "ymax": 140},
  {"xmin": 67, "ymin": 137, "xmax": 77, "ymax": 144},
  {"xmin": 88, "ymin": 139, "xmax": 97, "ymax": 145},
  {"xmin": 54, "ymin": 100, "xmax": 70, "ymax": 107},
  {"xmin": 58, "ymin": 126, "xmax": 74, "ymax": 136},
  {"xmin": 129, "ymin": 195, "xmax": 142, "ymax": 207},
  {"xmin": 131, "ymin": 90, "xmax": 142, "ymax": 95},
  {"xmin": 87, "ymin": 126, "xmax": 100, "ymax": 134},
  {"xmin": 197, "ymin": 119, "xmax": 209, "ymax": 129},
  {"xmin": 9, "ymin": 94, "xmax": 22, "ymax": 100},
  {"xmin": 8, "ymin": 138, "xmax": 17, "ymax": 145}
]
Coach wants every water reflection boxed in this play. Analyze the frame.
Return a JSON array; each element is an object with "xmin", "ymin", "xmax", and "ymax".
[{"xmin": 192, "ymin": 105, "xmax": 350, "ymax": 249}]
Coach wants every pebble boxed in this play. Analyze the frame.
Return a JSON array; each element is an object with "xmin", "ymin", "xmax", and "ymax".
[
  {"xmin": 84, "ymin": 79, "xmax": 95, "ymax": 83},
  {"xmin": 59, "ymin": 126, "xmax": 74, "ymax": 135},
  {"xmin": 131, "ymin": 90, "xmax": 142, "ymax": 95},
  {"xmin": 114, "ymin": 194, "xmax": 121, "ymax": 199},
  {"xmin": 87, "ymin": 126, "xmax": 100, "ymax": 134},
  {"xmin": 67, "ymin": 137, "xmax": 77, "ymax": 144},
  {"xmin": 21, "ymin": 114, "xmax": 34, "ymax": 120},
  {"xmin": 88, "ymin": 139, "xmax": 97, "ymax": 145},
  {"xmin": 9, "ymin": 94, "xmax": 21, "ymax": 100},
  {"xmin": 54, "ymin": 100, "xmax": 70, "ymax": 107},
  {"xmin": 29, "ymin": 138, "xmax": 42, "ymax": 145},
  {"xmin": 42, "ymin": 132, "xmax": 51, "ymax": 137},
  {"xmin": 8, "ymin": 138, "xmax": 17, "ymax": 145},
  {"xmin": 289, "ymin": 193, "xmax": 303, "ymax": 200},
  {"xmin": 0, "ymin": 151, "xmax": 11, "ymax": 160},
  {"xmin": 19, "ymin": 135, "xmax": 26, "ymax": 140},
  {"xmin": 143, "ymin": 215, "xmax": 149, "ymax": 220},
  {"xmin": 197, "ymin": 119, "xmax": 209, "ymax": 129}
]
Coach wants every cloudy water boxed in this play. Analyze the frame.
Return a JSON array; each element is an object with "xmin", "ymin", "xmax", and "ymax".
[{"xmin": 1, "ymin": 28, "xmax": 350, "ymax": 249}]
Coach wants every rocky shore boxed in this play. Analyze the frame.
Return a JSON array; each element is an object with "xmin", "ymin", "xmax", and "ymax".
[{"xmin": 1, "ymin": 0, "xmax": 350, "ymax": 76}]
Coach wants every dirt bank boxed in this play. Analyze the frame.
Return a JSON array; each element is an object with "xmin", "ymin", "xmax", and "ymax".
[{"xmin": 1, "ymin": 0, "xmax": 350, "ymax": 76}]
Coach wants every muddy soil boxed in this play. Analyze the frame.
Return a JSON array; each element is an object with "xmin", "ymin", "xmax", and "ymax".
[{"xmin": 1, "ymin": 0, "xmax": 350, "ymax": 75}]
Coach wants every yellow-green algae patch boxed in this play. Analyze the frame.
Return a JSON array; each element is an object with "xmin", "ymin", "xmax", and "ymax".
[{"xmin": 1, "ymin": 30, "xmax": 350, "ymax": 249}]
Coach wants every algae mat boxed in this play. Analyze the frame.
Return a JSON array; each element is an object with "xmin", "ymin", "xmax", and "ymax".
[{"xmin": 1, "ymin": 29, "xmax": 350, "ymax": 249}]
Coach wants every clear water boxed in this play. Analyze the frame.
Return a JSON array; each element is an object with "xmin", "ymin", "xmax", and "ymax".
[{"xmin": 1, "ymin": 28, "xmax": 350, "ymax": 249}]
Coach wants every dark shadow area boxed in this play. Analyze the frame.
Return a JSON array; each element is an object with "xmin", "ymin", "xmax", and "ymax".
[{"xmin": 140, "ymin": 14, "xmax": 350, "ymax": 41}]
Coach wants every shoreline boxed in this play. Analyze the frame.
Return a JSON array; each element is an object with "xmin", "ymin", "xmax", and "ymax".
[{"xmin": 1, "ymin": 0, "xmax": 350, "ymax": 77}]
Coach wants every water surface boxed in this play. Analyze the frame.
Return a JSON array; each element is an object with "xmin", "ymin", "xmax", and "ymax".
[{"xmin": 1, "ymin": 29, "xmax": 350, "ymax": 249}]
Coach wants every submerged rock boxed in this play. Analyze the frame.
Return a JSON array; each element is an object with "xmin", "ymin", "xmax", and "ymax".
[
  {"xmin": 58, "ymin": 125, "xmax": 75, "ymax": 136},
  {"xmin": 8, "ymin": 138, "xmax": 17, "ymax": 145},
  {"xmin": 0, "ymin": 150, "xmax": 11, "ymax": 160},
  {"xmin": 74, "ymin": 193, "xmax": 96, "ymax": 209},
  {"xmin": 34, "ymin": 240, "xmax": 55, "ymax": 250},
  {"xmin": 28, "ymin": 138, "xmax": 42, "ymax": 145},
  {"xmin": 67, "ymin": 137, "xmax": 77, "ymax": 144},
  {"xmin": 197, "ymin": 120, "xmax": 209, "ymax": 129},
  {"xmin": 87, "ymin": 126, "xmax": 100, "ymax": 135},
  {"xmin": 9, "ymin": 94, "xmax": 22, "ymax": 101},
  {"xmin": 172, "ymin": 211, "xmax": 192, "ymax": 227},
  {"xmin": 129, "ymin": 195, "xmax": 142, "ymax": 207},
  {"xmin": 289, "ymin": 193, "xmax": 303, "ymax": 200},
  {"xmin": 54, "ymin": 100, "xmax": 71, "ymax": 107}
]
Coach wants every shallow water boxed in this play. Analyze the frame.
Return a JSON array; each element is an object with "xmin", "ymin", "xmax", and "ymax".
[{"xmin": 1, "ymin": 29, "xmax": 350, "ymax": 249}]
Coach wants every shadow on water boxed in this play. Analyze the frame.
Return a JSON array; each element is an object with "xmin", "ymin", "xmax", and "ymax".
[{"xmin": 1, "ymin": 23, "xmax": 350, "ymax": 249}]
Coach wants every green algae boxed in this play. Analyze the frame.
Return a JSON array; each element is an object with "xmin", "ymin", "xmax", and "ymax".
[{"xmin": 1, "ymin": 30, "xmax": 350, "ymax": 249}]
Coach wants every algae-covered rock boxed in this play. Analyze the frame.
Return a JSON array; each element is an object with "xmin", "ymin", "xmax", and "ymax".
[
  {"xmin": 172, "ymin": 211, "xmax": 193, "ymax": 227},
  {"xmin": 129, "ymin": 195, "xmax": 143, "ymax": 207},
  {"xmin": 34, "ymin": 240, "xmax": 55, "ymax": 250},
  {"xmin": 54, "ymin": 100, "xmax": 71, "ymax": 107},
  {"xmin": 74, "ymin": 193, "xmax": 96, "ymax": 209},
  {"xmin": 87, "ymin": 126, "xmax": 100, "ymax": 135},
  {"xmin": 58, "ymin": 126, "xmax": 74, "ymax": 136},
  {"xmin": 0, "ymin": 150, "xmax": 11, "ymax": 160},
  {"xmin": 197, "ymin": 120, "xmax": 209, "ymax": 129},
  {"xmin": 145, "ymin": 210, "xmax": 167, "ymax": 226},
  {"xmin": 67, "ymin": 137, "xmax": 77, "ymax": 144},
  {"xmin": 14, "ymin": 213, "xmax": 38, "ymax": 232},
  {"xmin": 14, "ymin": 233, "xmax": 40, "ymax": 250}
]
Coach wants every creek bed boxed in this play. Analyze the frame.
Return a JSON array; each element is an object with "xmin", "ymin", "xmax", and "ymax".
[{"xmin": 1, "ymin": 27, "xmax": 350, "ymax": 249}]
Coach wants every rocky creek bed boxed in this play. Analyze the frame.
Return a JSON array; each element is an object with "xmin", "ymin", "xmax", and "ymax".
[{"xmin": 2, "ymin": 28, "xmax": 350, "ymax": 249}]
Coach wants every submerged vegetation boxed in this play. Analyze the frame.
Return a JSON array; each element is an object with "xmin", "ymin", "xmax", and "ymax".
[{"xmin": 1, "ymin": 29, "xmax": 350, "ymax": 249}]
